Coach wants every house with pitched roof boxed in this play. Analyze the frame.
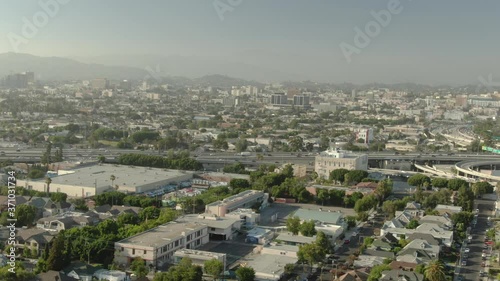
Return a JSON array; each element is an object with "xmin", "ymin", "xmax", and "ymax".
[
  {"xmin": 396, "ymin": 239, "xmax": 440, "ymax": 264},
  {"xmin": 333, "ymin": 270, "xmax": 369, "ymax": 281},
  {"xmin": 380, "ymin": 270, "xmax": 424, "ymax": 281},
  {"xmin": 36, "ymin": 270, "xmax": 78, "ymax": 281},
  {"xmin": 36, "ymin": 212, "xmax": 100, "ymax": 232},
  {"xmin": 15, "ymin": 228, "xmax": 55, "ymax": 256}
]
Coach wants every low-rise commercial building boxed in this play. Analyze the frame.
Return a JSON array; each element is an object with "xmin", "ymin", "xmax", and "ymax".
[
  {"xmin": 225, "ymin": 208, "xmax": 260, "ymax": 228},
  {"xmin": 177, "ymin": 214, "xmax": 242, "ymax": 241},
  {"xmin": 205, "ymin": 190, "xmax": 268, "ymax": 217},
  {"xmin": 114, "ymin": 222, "xmax": 209, "ymax": 268},
  {"xmin": 17, "ymin": 164, "xmax": 194, "ymax": 197},
  {"xmin": 173, "ymin": 249, "xmax": 226, "ymax": 269}
]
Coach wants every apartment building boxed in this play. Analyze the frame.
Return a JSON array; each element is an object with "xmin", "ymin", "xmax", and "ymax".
[
  {"xmin": 354, "ymin": 128, "xmax": 374, "ymax": 144},
  {"xmin": 314, "ymin": 148, "xmax": 368, "ymax": 179},
  {"xmin": 205, "ymin": 190, "xmax": 268, "ymax": 217},
  {"xmin": 114, "ymin": 222, "xmax": 209, "ymax": 268}
]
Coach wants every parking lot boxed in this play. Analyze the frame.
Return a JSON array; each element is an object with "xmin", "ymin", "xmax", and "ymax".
[{"xmin": 199, "ymin": 240, "xmax": 257, "ymax": 268}]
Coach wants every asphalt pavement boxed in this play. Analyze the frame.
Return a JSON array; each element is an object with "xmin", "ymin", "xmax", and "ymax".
[{"xmin": 456, "ymin": 198, "xmax": 495, "ymax": 281}]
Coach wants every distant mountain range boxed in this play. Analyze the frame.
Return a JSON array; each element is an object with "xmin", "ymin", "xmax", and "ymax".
[
  {"xmin": 0, "ymin": 53, "xmax": 148, "ymax": 81},
  {"xmin": 0, "ymin": 53, "xmax": 289, "ymax": 86},
  {"xmin": 0, "ymin": 53, "xmax": 488, "ymax": 91}
]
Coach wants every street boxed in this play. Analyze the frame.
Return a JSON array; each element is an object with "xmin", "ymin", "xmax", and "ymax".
[{"xmin": 457, "ymin": 198, "xmax": 496, "ymax": 281}]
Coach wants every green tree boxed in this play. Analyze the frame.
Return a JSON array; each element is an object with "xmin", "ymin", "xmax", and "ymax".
[
  {"xmin": 0, "ymin": 263, "xmax": 36, "ymax": 281},
  {"xmin": 45, "ymin": 176, "xmax": 52, "ymax": 196},
  {"xmin": 329, "ymin": 168, "xmax": 349, "ymax": 184},
  {"xmin": 374, "ymin": 179, "xmax": 393, "ymax": 203},
  {"xmin": 297, "ymin": 243, "xmax": 325, "ymax": 268},
  {"xmin": 286, "ymin": 216, "xmax": 301, "ymax": 235},
  {"xmin": 110, "ymin": 175, "xmax": 116, "ymax": 188},
  {"xmin": 344, "ymin": 170, "xmax": 369, "ymax": 185},
  {"xmin": 424, "ymin": 260, "xmax": 446, "ymax": 281},
  {"xmin": 315, "ymin": 231, "xmax": 331, "ymax": 253},
  {"xmin": 407, "ymin": 174, "xmax": 430, "ymax": 188},
  {"xmin": 204, "ymin": 258, "xmax": 224, "ymax": 281},
  {"xmin": 406, "ymin": 219, "xmax": 419, "ymax": 229},
  {"xmin": 367, "ymin": 264, "xmax": 391, "ymax": 281},
  {"xmin": 281, "ymin": 164, "xmax": 294, "ymax": 178},
  {"xmin": 153, "ymin": 257, "xmax": 203, "ymax": 281},
  {"xmin": 41, "ymin": 142, "xmax": 52, "ymax": 166},
  {"xmin": 15, "ymin": 204, "xmax": 36, "ymax": 227},
  {"xmin": 139, "ymin": 206, "xmax": 161, "ymax": 221},
  {"xmin": 97, "ymin": 155, "xmax": 106, "ymax": 163},
  {"xmin": 316, "ymin": 188, "xmax": 329, "ymax": 206},
  {"xmin": 27, "ymin": 169, "xmax": 46, "ymax": 179},
  {"xmin": 354, "ymin": 195, "xmax": 377, "ymax": 213},
  {"xmin": 50, "ymin": 192, "xmax": 67, "ymax": 203},
  {"xmin": 235, "ymin": 138, "xmax": 248, "ymax": 153},
  {"xmin": 235, "ymin": 266, "xmax": 256, "ymax": 281},
  {"xmin": 447, "ymin": 178, "xmax": 468, "ymax": 191},
  {"xmin": 299, "ymin": 220, "xmax": 317, "ymax": 237},
  {"xmin": 229, "ymin": 179, "xmax": 250, "ymax": 191},
  {"xmin": 431, "ymin": 178, "xmax": 448, "ymax": 188},
  {"xmin": 131, "ymin": 257, "xmax": 149, "ymax": 278},
  {"xmin": 457, "ymin": 185, "xmax": 474, "ymax": 212},
  {"xmin": 288, "ymin": 136, "xmax": 304, "ymax": 152},
  {"xmin": 382, "ymin": 201, "xmax": 396, "ymax": 219},
  {"xmin": 415, "ymin": 263, "xmax": 425, "ymax": 274},
  {"xmin": 47, "ymin": 233, "xmax": 70, "ymax": 271}
]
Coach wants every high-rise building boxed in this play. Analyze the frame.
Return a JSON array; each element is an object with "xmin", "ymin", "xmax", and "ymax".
[
  {"xmin": 271, "ymin": 93, "xmax": 289, "ymax": 106},
  {"xmin": 293, "ymin": 95, "xmax": 310, "ymax": 108},
  {"xmin": 5, "ymin": 73, "xmax": 26, "ymax": 88},
  {"xmin": 23, "ymin": 72, "xmax": 35, "ymax": 84}
]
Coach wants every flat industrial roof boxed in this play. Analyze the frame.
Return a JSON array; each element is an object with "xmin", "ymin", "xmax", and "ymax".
[
  {"xmin": 31, "ymin": 163, "xmax": 193, "ymax": 189},
  {"xmin": 276, "ymin": 233, "xmax": 315, "ymax": 244},
  {"xmin": 177, "ymin": 214, "xmax": 240, "ymax": 229},
  {"xmin": 293, "ymin": 209, "xmax": 343, "ymax": 225},
  {"xmin": 245, "ymin": 253, "xmax": 297, "ymax": 278},
  {"xmin": 116, "ymin": 222, "xmax": 206, "ymax": 248},
  {"xmin": 206, "ymin": 190, "xmax": 263, "ymax": 207}
]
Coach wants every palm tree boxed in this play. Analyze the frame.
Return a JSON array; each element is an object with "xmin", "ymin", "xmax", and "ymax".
[
  {"xmin": 45, "ymin": 177, "xmax": 52, "ymax": 196},
  {"xmin": 110, "ymin": 175, "xmax": 116, "ymax": 188},
  {"xmin": 424, "ymin": 260, "xmax": 446, "ymax": 281}
]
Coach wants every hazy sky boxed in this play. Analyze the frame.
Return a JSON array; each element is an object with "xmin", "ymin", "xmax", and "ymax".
[{"xmin": 1, "ymin": 0, "xmax": 499, "ymax": 85}]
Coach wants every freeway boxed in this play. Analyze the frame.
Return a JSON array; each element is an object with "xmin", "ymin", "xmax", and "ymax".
[{"xmin": 1, "ymin": 146, "xmax": 500, "ymax": 166}]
